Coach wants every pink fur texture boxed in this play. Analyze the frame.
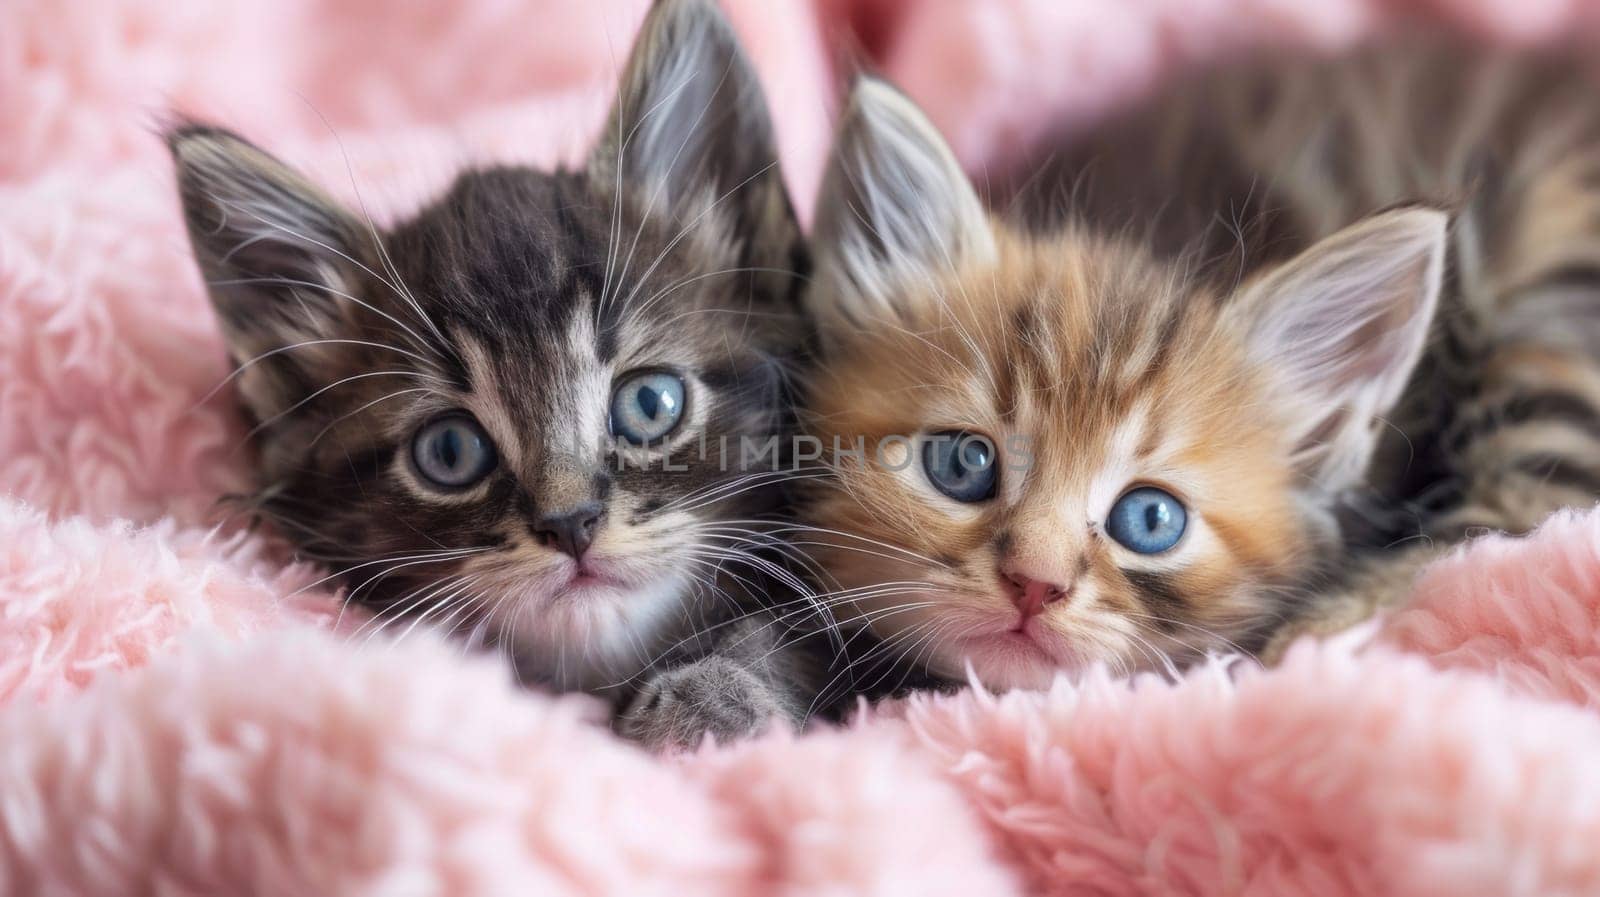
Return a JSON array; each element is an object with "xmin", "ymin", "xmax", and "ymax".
[
  {"xmin": 4, "ymin": 1, "xmax": 1600, "ymax": 894},
  {"xmin": 1384, "ymin": 508, "xmax": 1600, "ymax": 706}
]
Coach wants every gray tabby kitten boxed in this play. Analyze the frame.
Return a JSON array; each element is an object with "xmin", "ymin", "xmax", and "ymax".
[
  {"xmin": 794, "ymin": 35, "xmax": 1600, "ymax": 690},
  {"xmin": 168, "ymin": 0, "xmax": 818, "ymax": 748}
]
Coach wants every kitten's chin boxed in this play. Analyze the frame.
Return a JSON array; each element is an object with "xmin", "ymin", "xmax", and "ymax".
[
  {"xmin": 938, "ymin": 630, "xmax": 1087, "ymax": 692},
  {"xmin": 500, "ymin": 571, "xmax": 692, "ymax": 692}
]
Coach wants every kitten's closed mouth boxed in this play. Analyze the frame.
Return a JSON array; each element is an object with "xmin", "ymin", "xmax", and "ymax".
[
  {"xmin": 966, "ymin": 627, "xmax": 1059, "ymax": 665},
  {"xmin": 558, "ymin": 561, "xmax": 624, "ymax": 596},
  {"xmin": 1007, "ymin": 614, "xmax": 1039, "ymax": 636}
]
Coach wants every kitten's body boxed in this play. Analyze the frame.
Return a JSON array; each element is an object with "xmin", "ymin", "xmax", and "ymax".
[
  {"xmin": 800, "ymin": 38, "xmax": 1600, "ymax": 691},
  {"xmin": 171, "ymin": 0, "xmax": 822, "ymax": 747}
]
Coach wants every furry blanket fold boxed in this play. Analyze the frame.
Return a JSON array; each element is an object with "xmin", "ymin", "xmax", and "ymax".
[
  {"xmin": 6, "ymin": 502, "xmax": 1600, "ymax": 895},
  {"xmin": 5, "ymin": 1, "xmax": 1600, "ymax": 894}
]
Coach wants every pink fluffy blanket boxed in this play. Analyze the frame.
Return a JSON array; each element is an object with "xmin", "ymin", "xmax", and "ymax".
[{"xmin": 5, "ymin": 1, "xmax": 1600, "ymax": 894}]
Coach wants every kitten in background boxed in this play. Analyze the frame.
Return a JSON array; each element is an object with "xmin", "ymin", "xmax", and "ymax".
[
  {"xmin": 797, "ymin": 39, "xmax": 1600, "ymax": 693},
  {"xmin": 169, "ymin": 0, "xmax": 819, "ymax": 748}
]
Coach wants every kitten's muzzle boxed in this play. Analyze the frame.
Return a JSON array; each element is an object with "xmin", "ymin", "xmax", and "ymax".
[{"xmin": 533, "ymin": 503, "xmax": 604, "ymax": 560}]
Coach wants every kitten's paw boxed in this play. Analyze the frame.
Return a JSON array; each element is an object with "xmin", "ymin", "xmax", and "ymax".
[{"xmin": 618, "ymin": 657, "xmax": 786, "ymax": 751}]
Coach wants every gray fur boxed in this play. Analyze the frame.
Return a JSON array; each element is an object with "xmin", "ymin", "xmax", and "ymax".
[
  {"xmin": 168, "ymin": 0, "xmax": 817, "ymax": 748},
  {"xmin": 618, "ymin": 616, "xmax": 813, "ymax": 750}
]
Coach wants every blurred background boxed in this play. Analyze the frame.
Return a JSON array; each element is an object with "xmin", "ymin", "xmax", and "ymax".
[{"xmin": 10, "ymin": 0, "xmax": 1594, "ymax": 215}]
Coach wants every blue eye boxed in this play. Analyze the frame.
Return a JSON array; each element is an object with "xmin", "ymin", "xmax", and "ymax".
[
  {"xmin": 610, "ymin": 370, "xmax": 687, "ymax": 445},
  {"xmin": 411, "ymin": 415, "xmax": 496, "ymax": 488},
  {"xmin": 1106, "ymin": 486, "xmax": 1187, "ymax": 554},
  {"xmin": 921, "ymin": 430, "xmax": 998, "ymax": 502}
]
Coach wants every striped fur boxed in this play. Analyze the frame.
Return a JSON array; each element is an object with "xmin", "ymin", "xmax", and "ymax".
[
  {"xmin": 801, "ymin": 38, "xmax": 1600, "ymax": 690},
  {"xmin": 170, "ymin": 0, "xmax": 817, "ymax": 745}
]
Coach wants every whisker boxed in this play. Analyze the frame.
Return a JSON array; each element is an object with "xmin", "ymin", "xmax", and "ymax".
[
  {"xmin": 291, "ymin": 545, "xmax": 488, "ymax": 599},
  {"xmin": 628, "ymin": 265, "xmax": 812, "ymax": 323},
  {"xmin": 616, "ymin": 159, "xmax": 778, "ymax": 315},
  {"xmin": 240, "ymin": 369, "xmax": 447, "ymax": 446},
  {"xmin": 601, "ymin": 55, "xmax": 730, "ymax": 323},
  {"xmin": 307, "ymin": 386, "xmax": 432, "ymax": 447},
  {"xmin": 350, "ymin": 573, "xmax": 471, "ymax": 643},
  {"xmin": 205, "ymin": 195, "xmax": 443, "ymax": 358},
  {"xmin": 191, "ymin": 336, "xmax": 433, "ymax": 411}
]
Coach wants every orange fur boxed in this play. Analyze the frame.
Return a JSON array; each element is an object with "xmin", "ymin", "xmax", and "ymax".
[
  {"xmin": 803, "ymin": 39, "xmax": 1600, "ymax": 691},
  {"xmin": 803, "ymin": 231, "xmax": 1317, "ymax": 688},
  {"xmin": 800, "ymin": 66, "xmax": 1452, "ymax": 687}
]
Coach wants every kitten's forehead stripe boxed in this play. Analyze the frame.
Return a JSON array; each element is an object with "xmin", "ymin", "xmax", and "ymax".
[{"xmin": 387, "ymin": 170, "xmax": 624, "ymax": 354}]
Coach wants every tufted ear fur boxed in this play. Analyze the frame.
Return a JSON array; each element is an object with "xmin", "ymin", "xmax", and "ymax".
[
  {"xmin": 589, "ymin": 0, "xmax": 800, "ymax": 293},
  {"xmin": 168, "ymin": 124, "xmax": 375, "ymax": 425},
  {"xmin": 808, "ymin": 78, "xmax": 995, "ymax": 341},
  {"xmin": 1227, "ymin": 206, "xmax": 1448, "ymax": 495}
]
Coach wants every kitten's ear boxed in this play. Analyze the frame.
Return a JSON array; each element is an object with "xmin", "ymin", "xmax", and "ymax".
[
  {"xmin": 168, "ymin": 124, "xmax": 367, "ymax": 422},
  {"xmin": 1229, "ymin": 207, "xmax": 1448, "ymax": 494},
  {"xmin": 809, "ymin": 78, "xmax": 995, "ymax": 336},
  {"xmin": 589, "ymin": 0, "xmax": 797, "ymax": 268}
]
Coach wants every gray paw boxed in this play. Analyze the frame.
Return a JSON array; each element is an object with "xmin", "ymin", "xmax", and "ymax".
[{"xmin": 618, "ymin": 656, "xmax": 786, "ymax": 751}]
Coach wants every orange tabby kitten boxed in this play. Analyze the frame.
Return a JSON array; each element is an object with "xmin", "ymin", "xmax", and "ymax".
[{"xmin": 799, "ymin": 41, "xmax": 1600, "ymax": 692}]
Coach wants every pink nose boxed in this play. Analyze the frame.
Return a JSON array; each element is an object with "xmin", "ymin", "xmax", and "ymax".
[{"xmin": 1001, "ymin": 565, "xmax": 1068, "ymax": 616}]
